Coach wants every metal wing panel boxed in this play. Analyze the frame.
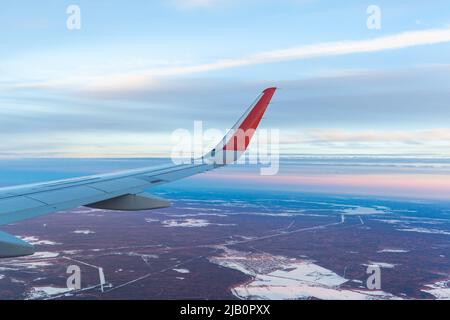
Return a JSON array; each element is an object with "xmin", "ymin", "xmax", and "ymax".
[
  {"xmin": 0, "ymin": 189, "xmax": 133, "ymax": 226},
  {"xmin": 0, "ymin": 159, "xmax": 223, "ymax": 228},
  {"xmin": 139, "ymin": 163, "xmax": 214, "ymax": 183},
  {"xmin": 26, "ymin": 186, "xmax": 107, "ymax": 205},
  {"xmin": 0, "ymin": 197, "xmax": 46, "ymax": 215},
  {"xmin": 0, "ymin": 206, "xmax": 60, "ymax": 226},
  {"xmin": 89, "ymin": 177, "xmax": 149, "ymax": 193}
]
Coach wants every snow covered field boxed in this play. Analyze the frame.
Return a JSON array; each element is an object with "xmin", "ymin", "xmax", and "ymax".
[{"xmin": 209, "ymin": 248, "xmax": 400, "ymax": 300}]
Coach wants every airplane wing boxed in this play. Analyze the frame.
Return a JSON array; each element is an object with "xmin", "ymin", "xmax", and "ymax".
[{"xmin": 0, "ymin": 87, "xmax": 277, "ymax": 258}]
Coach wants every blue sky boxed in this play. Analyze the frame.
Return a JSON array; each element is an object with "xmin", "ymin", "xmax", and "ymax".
[{"xmin": 1, "ymin": 1, "xmax": 450, "ymax": 157}]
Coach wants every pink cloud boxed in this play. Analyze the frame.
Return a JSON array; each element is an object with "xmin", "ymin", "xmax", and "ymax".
[{"xmin": 198, "ymin": 172, "xmax": 450, "ymax": 200}]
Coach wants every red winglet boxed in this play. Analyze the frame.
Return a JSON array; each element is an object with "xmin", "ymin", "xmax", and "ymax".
[{"xmin": 223, "ymin": 87, "xmax": 276, "ymax": 151}]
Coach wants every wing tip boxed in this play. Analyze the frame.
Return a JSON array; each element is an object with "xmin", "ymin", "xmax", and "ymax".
[{"xmin": 263, "ymin": 87, "xmax": 277, "ymax": 94}]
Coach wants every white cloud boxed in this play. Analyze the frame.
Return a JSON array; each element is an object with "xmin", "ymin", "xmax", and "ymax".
[
  {"xmin": 14, "ymin": 27, "xmax": 450, "ymax": 93},
  {"xmin": 284, "ymin": 128, "xmax": 450, "ymax": 144}
]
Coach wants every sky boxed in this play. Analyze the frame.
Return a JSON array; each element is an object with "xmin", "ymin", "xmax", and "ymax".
[{"xmin": 2, "ymin": 1, "xmax": 450, "ymax": 157}]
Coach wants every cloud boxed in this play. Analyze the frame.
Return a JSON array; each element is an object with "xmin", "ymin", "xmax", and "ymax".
[
  {"xmin": 282, "ymin": 128, "xmax": 450, "ymax": 144},
  {"xmin": 199, "ymin": 171, "xmax": 450, "ymax": 200},
  {"xmin": 87, "ymin": 27, "xmax": 450, "ymax": 92},
  {"xmin": 13, "ymin": 27, "xmax": 450, "ymax": 93},
  {"xmin": 72, "ymin": 65, "xmax": 450, "ymax": 129},
  {"xmin": 4, "ymin": 65, "xmax": 450, "ymax": 157}
]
